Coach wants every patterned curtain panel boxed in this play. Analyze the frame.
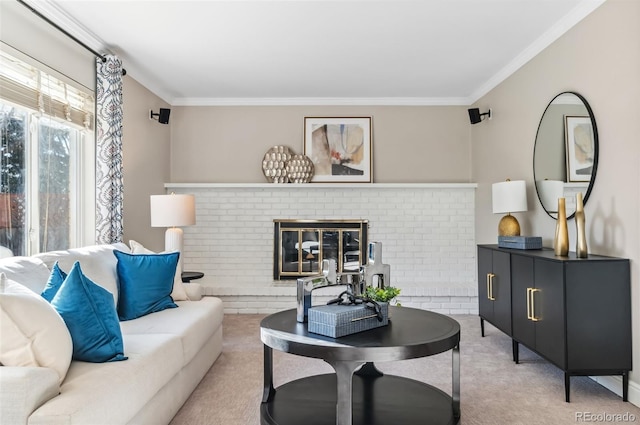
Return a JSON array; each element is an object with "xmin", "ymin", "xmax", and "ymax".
[{"xmin": 95, "ymin": 55, "xmax": 124, "ymax": 244}]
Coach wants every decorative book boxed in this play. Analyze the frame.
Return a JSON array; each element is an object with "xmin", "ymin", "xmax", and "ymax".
[
  {"xmin": 308, "ymin": 304, "xmax": 389, "ymax": 338},
  {"xmin": 498, "ymin": 236, "xmax": 543, "ymax": 250}
]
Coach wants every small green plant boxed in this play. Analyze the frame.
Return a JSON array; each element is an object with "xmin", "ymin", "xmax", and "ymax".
[{"xmin": 364, "ymin": 286, "xmax": 401, "ymax": 305}]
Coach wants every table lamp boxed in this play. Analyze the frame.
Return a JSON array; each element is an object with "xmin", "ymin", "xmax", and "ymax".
[
  {"xmin": 150, "ymin": 193, "xmax": 196, "ymax": 274},
  {"xmin": 492, "ymin": 180, "xmax": 527, "ymax": 236}
]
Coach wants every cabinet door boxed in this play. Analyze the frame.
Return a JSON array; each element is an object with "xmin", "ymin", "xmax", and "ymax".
[
  {"xmin": 477, "ymin": 247, "xmax": 512, "ymax": 335},
  {"xmin": 511, "ymin": 254, "xmax": 535, "ymax": 347},
  {"xmin": 565, "ymin": 261, "xmax": 632, "ymax": 371},
  {"xmin": 534, "ymin": 259, "xmax": 566, "ymax": 369},
  {"xmin": 477, "ymin": 247, "xmax": 494, "ymax": 322},
  {"xmin": 491, "ymin": 250, "xmax": 512, "ymax": 335}
]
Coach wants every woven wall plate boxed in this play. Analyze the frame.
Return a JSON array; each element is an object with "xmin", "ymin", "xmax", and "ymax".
[
  {"xmin": 262, "ymin": 146, "xmax": 293, "ymax": 183},
  {"xmin": 286, "ymin": 154, "xmax": 314, "ymax": 183}
]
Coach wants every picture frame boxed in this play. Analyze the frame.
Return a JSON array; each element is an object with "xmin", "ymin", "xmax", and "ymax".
[
  {"xmin": 303, "ymin": 117, "xmax": 372, "ymax": 183},
  {"xmin": 564, "ymin": 116, "xmax": 594, "ymax": 182}
]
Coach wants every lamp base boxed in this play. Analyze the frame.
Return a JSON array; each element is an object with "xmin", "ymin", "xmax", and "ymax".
[
  {"xmin": 165, "ymin": 227, "xmax": 184, "ymax": 274},
  {"xmin": 498, "ymin": 214, "xmax": 521, "ymax": 237}
]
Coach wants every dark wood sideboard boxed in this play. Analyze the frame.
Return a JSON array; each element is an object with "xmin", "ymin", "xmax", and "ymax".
[{"xmin": 477, "ymin": 244, "xmax": 631, "ymax": 402}]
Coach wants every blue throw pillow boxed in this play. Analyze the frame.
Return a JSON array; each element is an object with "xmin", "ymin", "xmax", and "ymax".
[
  {"xmin": 114, "ymin": 250, "xmax": 179, "ymax": 321},
  {"xmin": 41, "ymin": 262, "xmax": 67, "ymax": 302},
  {"xmin": 50, "ymin": 261, "xmax": 127, "ymax": 363}
]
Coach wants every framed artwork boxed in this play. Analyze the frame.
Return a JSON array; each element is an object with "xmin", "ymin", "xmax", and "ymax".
[
  {"xmin": 564, "ymin": 116, "xmax": 594, "ymax": 182},
  {"xmin": 303, "ymin": 117, "xmax": 372, "ymax": 183}
]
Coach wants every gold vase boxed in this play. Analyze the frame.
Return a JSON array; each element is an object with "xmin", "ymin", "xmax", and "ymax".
[
  {"xmin": 575, "ymin": 192, "xmax": 588, "ymax": 258},
  {"xmin": 554, "ymin": 197, "xmax": 569, "ymax": 256}
]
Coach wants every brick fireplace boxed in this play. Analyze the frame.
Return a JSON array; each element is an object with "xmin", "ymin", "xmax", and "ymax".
[{"xmin": 167, "ymin": 183, "xmax": 478, "ymax": 315}]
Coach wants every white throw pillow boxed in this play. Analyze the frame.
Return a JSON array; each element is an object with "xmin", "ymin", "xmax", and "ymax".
[
  {"xmin": 0, "ymin": 256, "xmax": 52, "ymax": 294},
  {"xmin": 128, "ymin": 240, "xmax": 189, "ymax": 301},
  {"xmin": 34, "ymin": 244, "xmax": 125, "ymax": 306},
  {"xmin": 128, "ymin": 240, "xmax": 156, "ymax": 255},
  {"xmin": 0, "ymin": 273, "xmax": 73, "ymax": 385}
]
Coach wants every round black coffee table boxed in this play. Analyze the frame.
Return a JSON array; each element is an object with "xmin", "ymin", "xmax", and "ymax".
[{"xmin": 260, "ymin": 306, "xmax": 460, "ymax": 425}]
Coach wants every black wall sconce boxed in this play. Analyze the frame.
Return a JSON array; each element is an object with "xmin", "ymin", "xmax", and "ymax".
[
  {"xmin": 150, "ymin": 108, "xmax": 171, "ymax": 124},
  {"xmin": 468, "ymin": 108, "xmax": 492, "ymax": 124}
]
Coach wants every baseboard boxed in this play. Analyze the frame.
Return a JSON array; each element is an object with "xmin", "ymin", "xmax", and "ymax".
[{"xmin": 591, "ymin": 375, "xmax": 640, "ymax": 407}]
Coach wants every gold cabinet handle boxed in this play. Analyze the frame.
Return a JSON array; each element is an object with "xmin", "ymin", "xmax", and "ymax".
[
  {"xmin": 530, "ymin": 288, "xmax": 540, "ymax": 321},
  {"xmin": 526, "ymin": 288, "xmax": 532, "ymax": 320},
  {"xmin": 487, "ymin": 273, "xmax": 496, "ymax": 300},
  {"xmin": 486, "ymin": 274, "xmax": 490, "ymax": 300}
]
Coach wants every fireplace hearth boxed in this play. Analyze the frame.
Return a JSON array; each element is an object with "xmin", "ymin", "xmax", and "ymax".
[{"xmin": 273, "ymin": 219, "xmax": 368, "ymax": 280}]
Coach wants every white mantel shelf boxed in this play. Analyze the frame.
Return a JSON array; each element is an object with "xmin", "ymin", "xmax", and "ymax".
[{"xmin": 165, "ymin": 182, "xmax": 478, "ymax": 189}]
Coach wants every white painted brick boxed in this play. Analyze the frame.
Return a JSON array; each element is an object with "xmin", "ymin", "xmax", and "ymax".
[
  {"xmin": 178, "ymin": 186, "xmax": 477, "ymax": 312},
  {"xmin": 450, "ymin": 296, "xmax": 470, "ymax": 303}
]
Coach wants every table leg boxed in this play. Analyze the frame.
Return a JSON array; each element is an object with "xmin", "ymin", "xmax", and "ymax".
[
  {"xmin": 262, "ymin": 345, "xmax": 275, "ymax": 403},
  {"xmin": 452, "ymin": 343, "xmax": 460, "ymax": 422},
  {"xmin": 354, "ymin": 361, "xmax": 383, "ymax": 378},
  {"xmin": 326, "ymin": 360, "xmax": 365, "ymax": 425}
]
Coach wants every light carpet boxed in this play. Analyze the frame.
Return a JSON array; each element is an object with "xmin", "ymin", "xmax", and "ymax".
[{"xmin": 170, "ymin": 313, "xmax": 639, "ymax": 425}]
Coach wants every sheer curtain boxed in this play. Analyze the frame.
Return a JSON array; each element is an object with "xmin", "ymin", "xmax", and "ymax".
[{"xmin": 95, "ymin": 55, "xmax": 124, "ymax": 244}]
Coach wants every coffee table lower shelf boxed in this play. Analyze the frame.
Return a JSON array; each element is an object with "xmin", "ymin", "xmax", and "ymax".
[{"xmin": 261, "ymin": 373, "xmax": 457, "ymax": 425}]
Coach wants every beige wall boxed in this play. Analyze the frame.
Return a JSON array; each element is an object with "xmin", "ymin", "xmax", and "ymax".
[
  {"xmin": 472, "ymin": 0, "xmax": 640, "ymax": 399},
  {"xmin": 169, "ymin": 105, "xmax": 472, "ymax": 183},
  {"xmin": 121, "ymin": 78, "xmax": 171, "ymax": 251}
]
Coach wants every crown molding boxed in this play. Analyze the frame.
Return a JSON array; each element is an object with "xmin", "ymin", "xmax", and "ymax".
[
  {"xmin": 169, "ymin": 96, "xmax": 473, "ymax": 107},
  {"xmin": 20, "ymin": 0, "xmax": 109, "ymax": 56},
  {"xmin": 468, "ymin": 0, "xmax": 606, "ymax": 104},
  {"xmin": 18, "ymin": 0, "xmax": 176, "ymax": 103},
  {"xmin": 165, "ymin": 182, "xmax": 478, "ymax": 190}
]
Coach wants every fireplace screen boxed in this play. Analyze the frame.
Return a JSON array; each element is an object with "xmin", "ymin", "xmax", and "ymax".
[{"xmin": 273, "ymin": 219, "xmax": 368, "ymax": 280}]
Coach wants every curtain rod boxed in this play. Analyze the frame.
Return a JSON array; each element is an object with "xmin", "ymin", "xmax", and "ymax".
[{"xmin": 17, "ymin": 0, "xmax": 126, "ymax": 75}]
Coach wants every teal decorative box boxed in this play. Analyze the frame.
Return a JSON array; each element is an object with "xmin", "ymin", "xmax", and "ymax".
[
  {"xmin": 308, "ymin": 304, "xmax": 389, "ymax": 338},
  {"xmin": 498, "ymin": 236, "xmax": 542, "ymax": 250}
]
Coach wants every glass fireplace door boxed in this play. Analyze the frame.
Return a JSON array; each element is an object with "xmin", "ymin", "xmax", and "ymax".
[{"xmin": 274, "ymin": 220, "xmax": 368, "ymax": 280}]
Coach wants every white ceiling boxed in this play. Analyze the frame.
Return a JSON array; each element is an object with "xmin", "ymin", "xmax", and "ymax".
[{"xmin": 31, "ymin": 0, "xmax": 606, "ymax": 106}]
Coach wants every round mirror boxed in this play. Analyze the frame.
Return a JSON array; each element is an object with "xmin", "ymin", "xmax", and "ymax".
[{"xmin": 533, "ymin": 92, "xmax": 598, "ymax": 219}]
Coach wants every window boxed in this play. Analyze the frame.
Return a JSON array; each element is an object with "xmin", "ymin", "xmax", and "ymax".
[{"xmin": 0, "ymin": 48, "xmax": 95, "ymax": 256}]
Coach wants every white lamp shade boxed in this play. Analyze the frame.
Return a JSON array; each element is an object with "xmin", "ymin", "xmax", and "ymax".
[
  {"xmin": 150, "ymin": 194, "xmax": 196, "ymax": 227},
  {"xmin": 537, "ymin": 180, "xmax": 565, "ymax": 213},
  {"xmin": 492, "ymin": 180, "xmax": 528, "ymax": 214}
]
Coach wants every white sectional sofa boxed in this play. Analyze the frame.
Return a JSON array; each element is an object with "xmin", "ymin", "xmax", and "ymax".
[{"xmin": 0, "ymin": 243, "xmax": 224, "ymax": 425}]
